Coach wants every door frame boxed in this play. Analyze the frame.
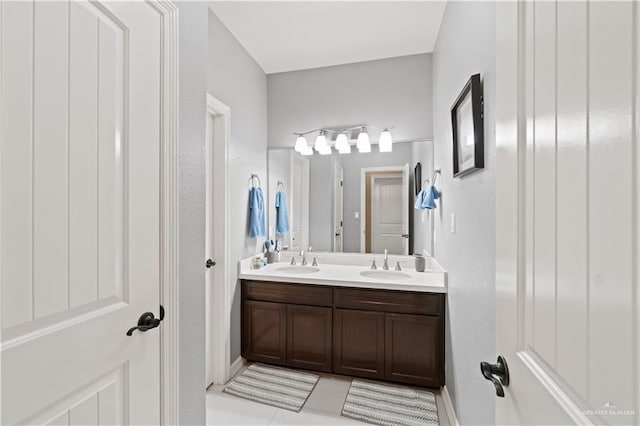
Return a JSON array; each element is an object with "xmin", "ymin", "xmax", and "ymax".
[
  {"xmin": 151, "ymin": 1, "xmax": 179, "ymax": 425},
  {"xmin": 360, "ymin": 165, "xmax": 409, "ymax": 254},
  {"xmin": 205, "ymin": 94, "xmax": 231, "ymax": 386}
]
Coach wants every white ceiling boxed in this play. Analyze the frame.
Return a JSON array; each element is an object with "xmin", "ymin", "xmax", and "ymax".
[{"xmin": 208, "ymin": 1, "xmax": 447, "ymax": 74}]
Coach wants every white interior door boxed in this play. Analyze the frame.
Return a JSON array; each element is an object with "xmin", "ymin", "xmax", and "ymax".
[
  {"xmin": 496, "ymin": 1, "xmax": 639, "ymax": 424},
  {"xmin": 1, "ymin": 1, "xmax": 163, "ymax": 424},
  {"xmin": 371, "ymin": 176, "xmax": 404, "ymax": 254},
  {"xmin": 333, "ymin": 162, "xmax": 344, "ymax": 252},
  {"xmin": 290, "ymin": 153, "xmax": 309, "ymax": 253}
]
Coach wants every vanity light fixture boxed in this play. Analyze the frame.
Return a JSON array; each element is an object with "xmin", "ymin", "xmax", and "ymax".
[
  {"xmin": 356, "ymin": 127, "xmax": 371, "ymax": 153},
  {"xmin": 292, "ymin": 125, "xmax": 393, "ymax": 156},
  {"xmin": 335, "ymin": 133, "xmax": 349, "ymax": 151},
  {"xmin": 378, "ymin": 128, "xmax": 393, "ymax": 152},
  {"xmin": 315, "ymin": 131, "xmax": 328, "ymax": 151},
  {"xmin": 294, "ymin": 135, "xmax": 308, "ymax": 153},
  {"xmin": 338, "ymin": 143, "xmax": 351, "ymax": 154}
]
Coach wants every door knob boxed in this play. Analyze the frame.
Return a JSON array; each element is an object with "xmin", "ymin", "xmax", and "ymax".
[
  {"xmin": 480, "ymin": 355, "xmax": 509, "ymax": 397},
  {"xmin": 206, "ymin": 259, "xmax": 216, "ymax": 268},
  {"xmin": 126, "ymin": 306, "xmax": 164, "ymax": 336}
]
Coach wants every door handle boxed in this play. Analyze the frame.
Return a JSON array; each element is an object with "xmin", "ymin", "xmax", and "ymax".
[
  {"xmin": 126, "ymin": 306, "xmax": 164, "ymax": 336},
  {"xmin": 401, "ymin": 234, "xmax": 410, "ymax": 238},
  {"xmin": 480, "ymin": 355, "xmax": 509, "ymax": 397},
  {"xmin": 206, "ymin": 259, "xmax": 216, "ymax": 268}
]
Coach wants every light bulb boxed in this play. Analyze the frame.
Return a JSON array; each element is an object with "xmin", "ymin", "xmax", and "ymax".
[
  {"xmin": 319, "ymin": 145, "xmax": 332, "ymax": 155},
  {"xmin": 315, "ymin": 132, "xmax": 328, "ymax": 151},
  {"xmin": 379, "ymin": 129, "xmax": 393, "ymax": 152},
  {"xmin": 338, "ymin": 143, "xmax": 351, "ymax": 154},
  {"xmin": 357, "ymin": 128, "xmax": 370, "ymax": 150},
  {"xmin": 335, "ymin": 133, "xmax": 348, "ymax": 151},
  {"xmin": 357, "ymin": 128, "xmax": 371, "ymax": 152},
  {"xmin": 294, "ymin": 135, "xmax": 307, "ymax": 152}
]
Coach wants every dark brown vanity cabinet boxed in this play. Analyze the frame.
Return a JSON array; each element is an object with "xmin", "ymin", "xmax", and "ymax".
[{"xmin": 242, "ymin": 280, "xmax": 445, "ymax": 388}]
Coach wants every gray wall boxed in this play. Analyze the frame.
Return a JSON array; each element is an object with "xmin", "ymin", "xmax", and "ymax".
[
  {"xmin": 177, "ymin": 3, "xmax": 208, "ymax": 425},
  {"xmin": 267, "ymin": 54, "xmax": 433, "ymax": 148},
  {"xmin": 432, "ymin": 2, "xmax": 496, "ymax": 424},
  {"xmin": 307, "ymin": 141, "xmax": 432, "ymax": 254},
  {"xmin": 208, "ymin": 11, "xmax": 268, "ymax": 362}
]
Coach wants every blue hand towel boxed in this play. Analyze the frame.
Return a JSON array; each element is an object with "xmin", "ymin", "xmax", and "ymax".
[
  {"xmin": 414, "ymin": 190, "xmax": 427, "ymax": 210},
  {"xmin": 275, "ymin": 191, "xmax": 290, "ymax": 234},
  {"xmin": 422, "ymin": 185, "xmax": 441, "ymax": 210},
  {"xmin": 249, "ymin": 187, "xmax": 266, "ymax": 238}
]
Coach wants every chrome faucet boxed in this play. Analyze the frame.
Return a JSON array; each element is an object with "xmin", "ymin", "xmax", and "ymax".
[
  {"xmin": 371, "ymin": 260, "xmax": 377, "ymax": 270},
  {"xmin": 300, "ymin": 250, "xmax": 307, "ymax": 266},
  {"xmin": 290, "ymin": 255, "xmax": 296, "ymax": 265},
  {"xmin": 395, "ymin": 261, "xmax": 402, "ymax": 271},
  {"xmin": 312, "ymin": 256, "xmax": 318, "ymax": 267},
  {"xmin": 383, "ymin": 249, "xmax": 389, "ymax": 270}
]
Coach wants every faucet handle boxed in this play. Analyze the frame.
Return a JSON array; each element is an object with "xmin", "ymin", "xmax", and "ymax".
[
  {"xmin": 371, "ymin": 260, "xmax": 377, "ymax": 270},
  {"xmin": 290, "ymin": 256, "xmax": 296, "ymax": 265},
  {"xmin": 395, "ymin": 261, "xmax": 402, "ymax": 271},
  {"xmin": 312, "ymin": 256, "xmax": 318, "ymax": 267}
]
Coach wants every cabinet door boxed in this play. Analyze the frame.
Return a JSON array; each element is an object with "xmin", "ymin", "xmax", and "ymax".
[
  {"xmin": 286, "ymin": 305, "xmax": 332, "ymax": 372},
  {"xmin": 385, "ymin": 313, "xmax": 444, "ymax": 387},
  {"xmin": 333, "ymin": 309, "xmax": 385, "ymax": 379},
  {"xmin": 242, "ymin": 300, "xmax": 287, "ymax": 365}
]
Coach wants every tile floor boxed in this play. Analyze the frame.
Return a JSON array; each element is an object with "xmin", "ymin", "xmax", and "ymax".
[{"xmin": 206, "ymin": 368, "xmax": 451, "ymax": 426}]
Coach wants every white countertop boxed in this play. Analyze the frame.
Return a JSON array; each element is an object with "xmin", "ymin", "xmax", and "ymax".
[{"xmin": 239, "ymin": 256, "xmax": 447, "ymax": 293}]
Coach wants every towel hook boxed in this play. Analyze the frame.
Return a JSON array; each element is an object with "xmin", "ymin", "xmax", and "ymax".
[
  {"xmin": 431, "ymin": 169, "xmax": 441, "ymax": 186},
  {"xmin": 249, "ymin": 174, "xmax": 261, "ymax": 188},
  {"xmin": 276, "ymin": 181, "xmax": 285, "ymax": 191}
]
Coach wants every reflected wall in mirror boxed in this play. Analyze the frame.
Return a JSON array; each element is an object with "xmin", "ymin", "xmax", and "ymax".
[{"xmin": 268, "ymin": 140, "xmax": 433, "ymax": 255}]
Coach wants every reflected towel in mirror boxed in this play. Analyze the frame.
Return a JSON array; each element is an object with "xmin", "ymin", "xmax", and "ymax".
[{"xmin": 275, "ymin": 191, "xmax": 290, "ymax": 234}]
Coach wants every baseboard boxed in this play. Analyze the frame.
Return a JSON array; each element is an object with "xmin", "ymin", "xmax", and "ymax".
[
  {"xmin": 229, "ymin": 356, "xmax": 246, "ymax": 380},
  {"xmin": 441, "ymin": 385, "xmax": 459, "ymax": 426}
]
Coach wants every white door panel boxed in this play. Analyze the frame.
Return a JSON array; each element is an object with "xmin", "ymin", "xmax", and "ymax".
[
  {"xmin": 1, "ymin": 1, "xmax": 163, "ymax": 424},
  {"xmin": 496, "ymin": 1, "xmax": 638, "ymax": 424},
  {"xmin": 371, "ymin": 177, "xmax": 403, "ymax": 254}
]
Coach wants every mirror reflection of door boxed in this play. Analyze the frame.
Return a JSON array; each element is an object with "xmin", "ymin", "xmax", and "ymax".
[
  {"xmin": 333, "ymin": 162, "xmax": 344, "ymax": 252},
  {"xmin": 370, "ymin": 176, "xmax": 403, "ymax": 254},
  {"xmin": 363, "ymin": 166, "xmax": 409, "ymax": 255}
]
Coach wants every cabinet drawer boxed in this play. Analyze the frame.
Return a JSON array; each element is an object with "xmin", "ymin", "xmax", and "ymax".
[
  {"xmin": 243, "ymin": 280, "xmax": 333, "ymax": 307},
  {"xmin": 334, "ymin": 287, "xmax": 443, "ymax": 315}
]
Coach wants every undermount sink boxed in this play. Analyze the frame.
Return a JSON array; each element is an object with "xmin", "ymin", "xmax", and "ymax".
[
  {"xmin": 274, "ymin": 266, "xmax": 320, "ymax": 274},
  {"xmin": 360, "ymin": 270, "xmax": 411, "ymax": 280}
]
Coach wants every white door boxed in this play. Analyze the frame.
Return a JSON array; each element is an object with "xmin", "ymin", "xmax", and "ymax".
[
  {"xmin": 1, "ymin": 2, "xmax": 163, "ymax": 424},
  {"xmin": 333, "ymin": 162, "xmax": 344, "ymax": 252},
  {"xmin": 371, "ymin": 176, "xmax": 404, "ymax": 254},
  {"xmin": 495, "ymin": 1, "xmax": 639, "ymax": 424},
  {"xmin": 290, "ymin": 153, "xmax": 309, "ymax": 253}
]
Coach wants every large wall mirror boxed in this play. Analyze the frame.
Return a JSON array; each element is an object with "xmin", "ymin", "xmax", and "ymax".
[{"xmin": 267, "ymin": 140, "xmax": 434, "ymax": 256}]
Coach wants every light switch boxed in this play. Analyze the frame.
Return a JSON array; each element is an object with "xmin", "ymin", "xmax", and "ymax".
[
  {"xmin": 451, "ymin": 213, "xmax": 456, "ymax": 233},
  {"xmin": 354, "ymin": 211, "xmax": 360, "ymax": 219}
]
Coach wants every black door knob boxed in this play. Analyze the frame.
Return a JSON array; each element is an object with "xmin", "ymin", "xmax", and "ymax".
[
  {"xmin": 480, "ymin": 355, "xmax": 509, "ymax": 397},
  {"xmin": 206, "ymin": 259, "xmax": 216, "ymax": 268},
  {"xmin": 126, "ymin": 306, "xmax": 165, "ymax": 336}
]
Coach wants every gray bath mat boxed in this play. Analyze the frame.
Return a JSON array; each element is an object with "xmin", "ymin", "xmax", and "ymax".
[
  {"xmin": 341, "ymin": 379, "xmax": 439, "ymax": 426},
  {"xmin": 223, "ymin": 363, "xmax": 319, "ymax": 412}
]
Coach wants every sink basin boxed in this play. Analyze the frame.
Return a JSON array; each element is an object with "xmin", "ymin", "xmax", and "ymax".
[
  {"xmin": 360, "ymin": 270, "xmax": 411, "ymax": 280},
  {"xmin": 274, "ymin": 266, "xmax": 320, "ymax": 274}
]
